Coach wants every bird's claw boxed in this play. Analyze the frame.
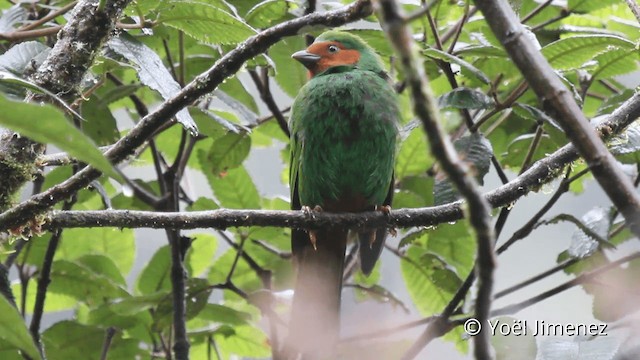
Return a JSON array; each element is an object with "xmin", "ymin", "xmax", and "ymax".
[
  {"xmin": 376, "ymin": 204, "xmax": 392, "ymax": 215},
  {"xmin": 308, "ymin": 230, "xmax": 318, "ymax": 250},
  {"xmin": 301, "ymin": 205, "xmax": 323, "ymax": 250},
  {"xmin": 301, "ymin": 205, "xmax": 323, "ymax": 218},
  {"xmin": 376, "ymin": 205, "xmax": 397, "ymax": 237}
]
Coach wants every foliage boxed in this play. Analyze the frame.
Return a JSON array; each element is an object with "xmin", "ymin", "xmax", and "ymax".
[{"xmin": 0, "ymin": 0, "xmax": 639, "ymax": 359}]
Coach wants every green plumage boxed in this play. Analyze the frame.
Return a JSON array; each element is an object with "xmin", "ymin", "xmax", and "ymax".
[
  {"xmin": 286, "ymin": 31, "xmax": 399, "ymax": 357},
  {"xmin": 290, "ymin": 67, "xmax": 398, "ymax": 208}
]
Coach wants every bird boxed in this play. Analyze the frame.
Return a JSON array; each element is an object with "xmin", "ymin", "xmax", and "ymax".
[{"xmin": 286, "ymin": 30, "xmax": 400, "ymax": 358}]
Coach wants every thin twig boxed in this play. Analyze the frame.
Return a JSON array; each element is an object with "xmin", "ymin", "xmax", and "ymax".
[
  {"xmin": 29, "ymin": 200, "xmax": 75, "ymax": 357},
  {"xmin": 520, "ymin": 0, "xmax": 553, "ymax": 24},
  {"xmin": 19, "ymin": 1, "xmax": 78, "ymax": 31},
  {"xmin": 492, "ymin": 252, "xmax": 640, "ymax": 316},
  {"xmin": 494, "ymin": 258, "xmax": 579, "ymax": 299},
  {"xmin": 497, "ymin": 168, "xmax": 585, "ymax": 254},
  {"xmin": 100, "ymin": 327, "xmax": 117, "ymax": 360},
  {"xmin": 248, "ymin": 69, "xmax": 291, "ymax": 137}
]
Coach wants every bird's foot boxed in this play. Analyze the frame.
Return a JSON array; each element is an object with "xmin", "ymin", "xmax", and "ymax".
[
  {"xmin": 376, "ymin": 205, "xmax": 397, "ymax": 237},
  {"xmin": 308, "ymin": 230, "xmax": 318, "ymax": 250},
  {"xmin": 301, "ymin": 205, "xmax": 323, "ymax": 250},
  {"xmin": 301, "ymin": 205, "xmax": 323, "ymax": 218},
  {"xmin": 376, "ymin": 204, "xmax": 391, "ymax": 214}
]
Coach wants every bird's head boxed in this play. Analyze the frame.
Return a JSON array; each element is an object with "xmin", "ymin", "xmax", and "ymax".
[{"xmin": 291, "ymin": 30, "xmax": 385, "ymax": 77}]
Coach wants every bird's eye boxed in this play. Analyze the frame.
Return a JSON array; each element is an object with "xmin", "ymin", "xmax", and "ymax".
[{"xmin": 328, "ymin": 45, "xmax": 339, "ymax": 53}]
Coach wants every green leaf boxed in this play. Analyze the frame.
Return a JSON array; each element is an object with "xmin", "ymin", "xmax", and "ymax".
[
  {"xmin": 187, "ymin": 197, "xmax": 220, "ymax": 211},
  {"xmin": 0, "ymin": 295, "xmax": 41, "ymax": 359},
  {"xmin": 186, "ymin": 233, "xmax": 218, "ymax": 277},
  {"xmin": 82, "ymin": 302, "xmax": 153, "ymax": 331},
  {"xmin": 568, "ymin": 0, "xmax": 618, "ymax": 13},
  {"xmin": 157, "ymin": 0, "xmax": 256, "ymax": 45},
  {"xmin": 108, "ymin": 34, "xmax": 197, "ymax": 134},
  {"xmin": 433, "ymin": 177, "xmax": 460, "ymax": 206},
  {"xmin": 42, "ymin": 321, "xmax": 143, "ymax": 359},
  {"xmin": 542, "ymin": 35, "xmax": 635, "ymax": 71},
  {"xmin": 609, "ymin": 120, "xmax": 640, "ymax": 164},
  {"xmin": 12, "ymin": 281, "xmax": 77, "ymax": 315},
  {"xmin": 57, "ymin": 227, "xmax": 135, "ymax": 276},
  {"xmin": 109, "ymin": 292, "xmax": 169, "ymax": 316},
  {"xmin": 0, "ymin": 41, "xmax": 50, "ymax": 75},
  {"xmin": 0, "ymin": 71, "xmax": 86, "ymax": 122},
  {"xmin": 400, "ymin": 175, "xmax": 434, "ymax": 206},
  {"xmin": 401, "ymin": 246, "xmax": 460, "ymax": 316},
  {"xmin": 434, "ymin": 133, "xmax": 493, "ymax": 205},
  {"xmin": 215, "ymin": 324, "xmax": 271, "ymax": 358},
  {"xmin": 591, "ymin": 48, "xmax": 639, "ymax": 80},
  {"xmin": 48, "ymin": 259, "xmax": 130, "ymax": 304},
  {"xmin": 204, "ymin": 132, "xmax": 251, "ymax": 174},
  {"xmin": 567, "ymin": 207, "xmax": 612, "ymax": 258},
  {"xmin": 136, "ymin": 245, "xmax": 171, "ymax": 295},
  {"xmin": 502, "ymin": 133, "xmax": 557, "ymax": 170},
  {"xmin": 209, "ymin": 248, "xmax": 261, "ymax": 291},
  {"xmin": 218, "ymin": 75, "xmax": 259, "ymax": 114},
  {"xmin": 0, "ymin": 6, "xmax": 26, "ymax": 33},
  {"xmin": 81, "ymin": 94, "xmax": 120, "ymax": 145},
  {"xmin": 75, "ymin": 254, "xmax": 127, "ymax": 286},
  {"xmin": 513, "ymin": 103, "xmax": 566, "ymax": 145},
  {"xmin": 437, "ymin": 87, "xmax": 495, "ymax": 110},
  {"xmin": 212, "ymin": 91, "xmax": 258, "ymax": 127},
  {"xmin": 195, "ymin": 303, "xmax": 252, "ymax": 326},
  {"xmin": 200, "ymin": 161, "xmax": 261, "ymax": 209},
  {"xmin": 396, "ymin": 128, "xmax": 432, "ymax": 179},
  {"xmin": 245, "ymin": 0, "xmax": 294, "ymax": 28},
  {"xmin": 428, "ymin": 222, "xmax": 476, "ymax": 276},
  {"xmin": 270, "ymin": 36, "xmax": 308, "ymax": 98},
  {"xmin": 154, "ymin": 278, "xmax": 213, "ymax": 328},
  {"xmin": 0, "ymin": 95, "xmax": 123, "ymax": 182},
  {"xmin": 424, "ymin": 47, "xmax": 491, "ymax": 84},
  {"xmin": 191, "ymin": 109, "xmax": 232, "ymax": 138}
]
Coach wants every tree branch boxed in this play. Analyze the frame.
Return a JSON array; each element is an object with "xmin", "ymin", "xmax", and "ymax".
[
  {"xmin": 375, "ymin": 2, "xmax": 495, "ymax": 359},
  {"xmin": 43, "ymin": 90, "xmax": 640, "ymax": 232},
  {"xmin": 0, "ymin": 0, "xmax": 374, "ymax": 232},
  {"xmin": 492, "ymin": 252, "xmax": 640, "ymax": 317},
  {"xmin": 473, "ymin": 0, "xmax": 640, "ymax": 238}
]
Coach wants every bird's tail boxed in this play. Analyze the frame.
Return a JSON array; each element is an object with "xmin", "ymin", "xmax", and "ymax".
[{"xmin": 287, "ymin": 227, "xmax": 347, "ymax": 359}]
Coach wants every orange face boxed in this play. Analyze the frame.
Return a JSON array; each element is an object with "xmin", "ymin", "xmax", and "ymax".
[{"xmin": 295, "ymin": 41, "xmax": 361, "ymax": 77}]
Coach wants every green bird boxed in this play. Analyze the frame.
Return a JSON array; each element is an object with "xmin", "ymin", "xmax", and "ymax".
[{"xmin": 287, "ymin": 31, "xmax": 399, "ymax": 357}]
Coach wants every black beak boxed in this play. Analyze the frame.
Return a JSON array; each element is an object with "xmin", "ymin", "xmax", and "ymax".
[{"xmin": 292, "ymin": 50, "xmax": 321, "ymax": 69}]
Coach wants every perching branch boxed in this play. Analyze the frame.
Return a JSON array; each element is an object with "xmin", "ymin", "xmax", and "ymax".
[
  {"xmin": 0, "ymin": 0, "xmax": 374, "ymax": 232},
  {"xmin": 375, "ymin": 1, "xmax": 495, "ymax": 359},
  {"xmin": 473, "ymin": 0, "xmax": 640, "ymax": 238},
  {"xmin": 43, "ymin": 90, "xmax": 640, "ymax": 232}
]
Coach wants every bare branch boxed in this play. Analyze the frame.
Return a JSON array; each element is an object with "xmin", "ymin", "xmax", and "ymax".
[
  {"xmin": 473, "ymin": 0, "xmax": 640, "ymax": 237},
  {"xmin": 492, "ymin": 252, "xmax": 640, "ymax": 317},
  {"xmin": 375, "ymin": 1, "xmax": 495, "ymax": 359},
  {"xmin": 43, "ymin": 90, "xmax": 640, "ymax": 233}
]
